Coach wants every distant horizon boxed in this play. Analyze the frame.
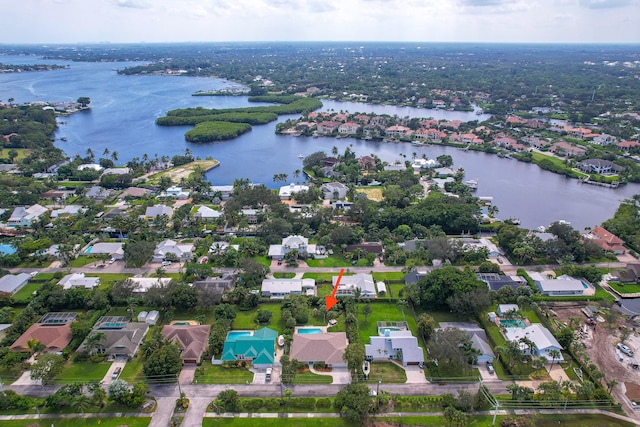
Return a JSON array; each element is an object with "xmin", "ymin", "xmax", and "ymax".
[{"xmin": 5, "ymin": 0, "xmax": 639, "ymax": 45}]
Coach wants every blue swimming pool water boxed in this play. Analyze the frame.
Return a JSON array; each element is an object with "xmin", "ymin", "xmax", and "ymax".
[
  {"xmin": 0, "ymin": 244, "xmax": 16, "ymax": 255},
  {"xmin": 86, "ymin": 246, "xmax": 93, "ymax": 253},
  {"xmin": 297, "ymin": 328, "xmax": 323, "ymax": 334},
  {"xmin": 500, "ymin": 319, "xmax": 526, "ymax": 328},
  {"xmin": 380, "ymin": 327, "xmax": 400, "ymax": 335},
  {"xmin": 227, "ymin": 331, "xmax": 252, "ymax": 340},
  {"xmin": 583, "ymin": 283, "xmax": 588, "ymax": 289}
]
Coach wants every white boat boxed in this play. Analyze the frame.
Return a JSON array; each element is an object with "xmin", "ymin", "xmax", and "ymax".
[
  {"xmin": 362, "ymin": 360, "xmax": 370, "ymax": 377},
  {"xmin": 278, "ymin": 335, "xmax": 285, "ymax": 347},
  {"xmin": 464, "ymin": 179, "xmax": 478, "ymax": 190}
]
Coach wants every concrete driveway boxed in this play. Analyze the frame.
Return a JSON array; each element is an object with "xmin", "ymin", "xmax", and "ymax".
[
  {"xmin": 309, "ymin": 366, "xmax": 351, "ymax": 384},
  {"xmin": 403, "ymin": 365, "xmax": 428, "ymax": 384},
  {"xmin": 102, "ymin": 355, "xmax": 128, "ymax": 385},
  {"xmin": 12, "ymin": 370, "xmax": 41, "ymax": 386},
  {"xmin": 179, "ymin": 365, "xmax": 196, "ymax": 385}
]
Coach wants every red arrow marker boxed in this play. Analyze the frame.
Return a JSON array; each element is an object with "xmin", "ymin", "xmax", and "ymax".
[{"xmin": 325, "ymin": 268, "xmax": 344, "ymax": 311}]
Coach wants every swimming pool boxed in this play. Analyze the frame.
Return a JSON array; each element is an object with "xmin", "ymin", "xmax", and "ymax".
[
  {"xmin": 297, "ymin": 328, "xmax": 323, "ymax": 334},
  {"xmin": 85, "ymin": 246, "xmax": 93, "ymax": 253},
  {"xmin": 500, "ymin": 319, "xmax": 526, "ymax": 328},
  {"xmin": 582, "ymin": 283, "xmax": 589, "ymax": 289},
  {"xmin": 173, "ymin": 321, "xmax": 191, "ymax": 326},
  {"xmin": 227, "ymin": 331, "xmax": 253, "ymax": 340},
  {"xmin": 0, "ymin": 244, "xmax": 16, "ymax": 255},
  {"xmin": 380, "ymin": 327, "xmax": 400, "ymax": 335}
]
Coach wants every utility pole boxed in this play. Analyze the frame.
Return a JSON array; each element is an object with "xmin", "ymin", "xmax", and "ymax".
[{"xmin": 492, "ymin": 400, "xmax": 500, "ymax": 425}]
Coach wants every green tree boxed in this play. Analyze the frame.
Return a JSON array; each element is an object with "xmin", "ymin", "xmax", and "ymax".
[
  {"xmin": 547, "ymin": 349, "xmax": 562, "ymax": 374},
  {"xmin": 215, "ymin": 389, "xmax": 240, "ymax": 413},
  {"xmin": 417, "ymin": 313, "xmax": 436, "ymax": 343},
  {"xmin": 361, "ymin": 304, "xmax": 372, "ymax": 320},
  {"xmin": 343, "ymin": 343, "xmax": 366, "ymax": 378},
  {"xmin": 143, "ymin": 338, "xmax": 182, "ymax": 379},
  {"xmin": 333, "ymin": 383, "xmax": 372, "ymax": 423},
  {"xmin": 30, "ymin": 353, "xmax": 64, "ymax": 385}
]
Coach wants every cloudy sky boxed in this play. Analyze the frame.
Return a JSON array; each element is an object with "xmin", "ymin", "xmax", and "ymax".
[{"xmin": 5, "ymin": 0, "xmax": 639, "ymax": 44}]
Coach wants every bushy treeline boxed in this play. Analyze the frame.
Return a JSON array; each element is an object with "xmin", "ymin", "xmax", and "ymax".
[{"xmin": 185, "ymin": 121, "xmax": 252, "ymax": 143}]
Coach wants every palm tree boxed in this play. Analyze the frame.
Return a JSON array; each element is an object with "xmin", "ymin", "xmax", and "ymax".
[
  {"xmin": 85, "ymin": 332, "xmax": 106, "ymax": 354},
  {"xmin": 72, "ymin": 394, "xmax": 91, "ymax": 414},
  {"xmin": 607, "ymin": 379, "xmax": 619, "ymax": 393},
  {"xmin": 27, "ymin": 339, "xmax": 44, "ymax": 357},
  {"xmin": 547, "ymin": 349, "xmax": 562, "ymax": 374},
  {"xmin": 103, "ymin": 148, "xmax": 110, "ymax": 157},
  {"xmin": 397, "ymin": 299, "xmax": 409, "ymax": 321},
  {"xmin": 111, "ymin": 151, "xmax": 119, "ymax": 162}
]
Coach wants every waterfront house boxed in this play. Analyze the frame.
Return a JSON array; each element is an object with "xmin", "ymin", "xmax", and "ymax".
[
  {"xmin": 161, "ymin": 325, "xmax": 211, "ymax": 364},
  {"xmin": 160, "ymin": 186, "xmax": 191, "ymax": 199},
  {"xmin": 290, "ymin": 332, "xmax": 348, "ymax": 368},
  {"xmin": 385, "ymin": 125, "xmax": 411, "ymax": 138},
  {"xmin": 357, "ymin": 156, "xmax": 377, "ymax": 171},
  {"xmin": 334, "ymin": 273, "xmax": 376, "ymax": 298},
  {"xmin": 261, "ymin": 278, "xmax": 316, "ymax": 299},
  {"xmin": 209, "ymin": 185, "xmax": 234, "ymax": 200},
  {"xmin": 316, "ymin": 121, "xmax": 341, "ymax": 134},
  {"xmin": 221, "ymin": 327, "xmax": 278, "ymax": 368},
  {"xmin": 365, "ymin": 330, "xmax": 424, "ymax": 366},
  {"xmin": 578, "ymin": 159, "xmax": 622, "ymax": 175},
  {"xmin": 586, "ymin": 226, "xmax": 627, "ymax": 254},
  {"xmin": 0, "ymin": 273, "xmax": 31, "ymax": 295},
  {"xmin": 338, "ymin": 122, "xmax": 360, "ymax": 134},
  {"xmin": 618, "ymin": 263, "xmax": 640, "ymax": 283},
  {"xmin": 550, "ymin": 141, "xmax": 586, "ymax": 157}
]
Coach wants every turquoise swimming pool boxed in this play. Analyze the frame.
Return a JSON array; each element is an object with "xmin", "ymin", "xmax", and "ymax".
[
  {"xmin": 85, "ymin": 246, "xmax": 93, "ymax": 253},
  {"xmin": 227, "ymin": 331, "xmax": 252, "ymax": 340},
  {"xmin": 380, "ymin": 327, "xmax": 401, "ymax": 335},
  {"xmin": 500, "ymin": 319, "xmax": 526, "ymax": 328},
  {"xmin": 297, "ymin": 328, "xmax": 323, "ymax": 334},
  {"xmin": 0, "ymin": 244, "xmax": 16, "ymax": 255}
]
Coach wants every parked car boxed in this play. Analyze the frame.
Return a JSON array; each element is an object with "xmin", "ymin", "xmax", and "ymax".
[
  {"xmin": 112, "ymin": 367, "xmax": 122, "ymax": 380},
  {"xmin": 161, "ymin": 261, "xmax": 172, "ymax": 267},
  {"xmin": 486, "ymin": 362, "xmax": 495, "ymax": 375},
  {"xmin": 617, "ymin": 343, "xmax": 634, "ymax": 357},
  {"xmin": 265, "ymin": 368, "xmax": 272, "ymax": 382}
]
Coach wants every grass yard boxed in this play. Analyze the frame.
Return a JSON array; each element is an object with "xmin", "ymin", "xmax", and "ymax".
[
  {"xmin": 293, "ymin": 368, "xmax": 333, "ymax": 384},
  {"xmin": 56, "ymin": 360, "xmax": 111, "ymax": 384},
  {"xmin": 146, "ymin": 159, "xmax": 219, "ymax": 185},
  {"xmin": 11, "ymin": 282, "xmax": 43, "ymax": 303},
  {"xmin": 306, "ymin": 256, "xmax": 353, "ymax": 268},
  {"xmin": 194, "ymin": 364, "xmax": 254, "ymax": 384},
  {"xmin": 387, "ymin": 283, "xmax": 406, "ymax": 298},
  {"xmin": 70, "ymin": 256, "xmax": 96, "ymax": 267},
  {"xmin": 356, "ymin": 302, "xmax": 418, "ymax": 344},
  {"xmin": 256, "ymin": 256, "xmax": 271, "ymax": 267},
  {"xmin": 364, "ymin": 361, "xmax": 407, "ymax": 383},
  {"xmin": 372, "ymin": 272, "xmax": 405, "ymax": 283},
  {"xmin": 232, "ymin": 303, "xmax": 284, "ymax": 330},
  {"xmin": 119, "ymin": 357, "xmax": 145, "ymax": 382},
  {"xmin": 413, "ymin": 307, "xmax": 468, "ymax": 325},
  {"xmin": 302, "ymin": 272, "xmax": 354, "ymax": 284},
  {"xmin": 273, "ymin": 272, "xmax": 296, "ymax": 279},
  {"xmin": 608, "ymin": 281, "xmax": 640, "ymax": 295},
  {"xmin": 94, "ymin": 273, "xmax": 135, "ymax": 286},
  {"xmin": 0, "ymin": 418, "xmax": 152, "ymax": 427},
  {"xmin": 356, "ymin": 187, "xmax": 383, "ymax": 201}
]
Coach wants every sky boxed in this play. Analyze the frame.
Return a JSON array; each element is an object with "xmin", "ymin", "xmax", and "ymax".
[{"xmin": 4, "ymin": 0, "xmax": 639, "ymax": 44}]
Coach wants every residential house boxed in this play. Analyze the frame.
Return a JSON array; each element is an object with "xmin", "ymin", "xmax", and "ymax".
[
  {"xmin": 85, "ymin": 316, "xmax": 149, "ymax": 359},
  {"xmin": 357, "ymin": 156, "xmax": 377, "ymax": 170},
  {"xmin": 504, "ymin": 324, "xmax": 563, "ymax": 362},
  {"xmin": 194, "ymin": 205, "xmax": 223, "ymax": 221},
  {"xmin": 0, "ymin": 273, "xmax": 31, "ymax": 295},
  {"xmin": 87, "ymin": 242, "xmax": 124, "ymax": 259},
  {"xmin": 11, "ymin": 312, "xmax": 77, "ymax": 354},
  {"xmin": 161, "ymin": 186, "xmax": 190, "ymax": 199},
  {"xmin": 365, "ymin": 330, "xmax": 424, "ymax": 366},
  {"xmin": 618, "ymin": 263, "xmax": 640, "ymax": 283},
  {"xmin": 268, "ymin": 235, "xmax": 317, "ymax": 260},
  {"xmin": 145, "ymin": 204, "xmax": 173, "ymax": 220},
  {"xmin": 316, "ymin": 121, "xmax": 341, "ymax": 134},
  {"xmin": 192, "ymin": 274, "xmax": 238, "ymax": 303},
  {"xmin": 338, "ymin": 122, "xmax": 360, "ymax": 134},
  {"xmin": 385, "ymin": 125, "xmax": 411, "ymax": 138},
  {"xmin": 85, "ymin": 186, "xmax": 113, "ymax": 200},
  {"xmin": 578, "ymin": 159, "xmax": 622, "ymax": 175},
  {"xmin": 8, "ymin": 204, "xmax": 48, "ymax": 227},
  {"xmin": 404, "ymin": 270, "xmax": 428, "ymax": 285},
  {"xmin": 592, "ymin": 134, "xmax": 617, "ymax": 146},
  {"xmin": 152, "ymin": 239, "xmax": 194, "ymax": 263},
  {"xmin": 476, "ymin": 273, "xmax": 527, "ymax": 292},
  {"xmin": 120, "ymin": 187, "xmax": 152, "ymax": 199},
  {"xmin": 411, "ymin": 158, "xmax": 438, "ymax": 170},
  {"xmin": 77, "ymin": 163, "xmax": 103, "ymax": 172},
  {"xmin": 345, "ymin": 242, "xmax": 383, "ymax": 255},
  {"xmin": 261, "ymin": 278, "xmax": 316, "ymax": 299},
  {"xmin": 220, "ymin": 327, "xmax": 278, "ymax": 368},
  {"xmin": 102, "ymin": 167, "xmax": 132, "ymax": 176},
  {"xmin": 58, "ymin": 273, "xmax": 100, "ymax": 290},
  {"xmin": 161, "ymin": 325, "xmax": 211, "ymax": 364},
  {"xmin": 334, "ymin": 273, "xmax": 376, "ymax": 298},
  {"xmin": 41, "ymin": 189, "xmax": 72, "ymax": 201},
  {"xmin": 586, "ymin": 226, "xmax": 626, "ymax": 254},
  {"xmin": 530, "ymin": 272, "xmax": 586, "ymax": 296},
  {"xmin": 414, "ymin": 128, "xmax": 445, "ymax": 142},
  {"xmin": 549, "ymin": 141, "xmax": 586, "ymax": 157},
  {"xmin": 129, "ymin": 277, "xmax": 172, "ymax": 295},
  {"xmin": 616, "ymin": 141, "xmax": 640, "ymax": 152},
  {"xmin": 279, "ymin": 183, "xmax": 309, "ymax": 200},
  {"xmin": 497, "ymin": 304, "xmax": 520, "ymax": 317},
  {"xmin": 320, "ymin": 182, "xmax": 348, "ymax": 200},
  {"xmin": 290, "ymin": 332, "xmax": 348, "ymax": 368},
  {"xmin": 50, "ymin": 205, "xmax": 85, "ymax": 219},
  {"xmin": 439, "ymin": 322, "xmax": 495, "ymax": 364},
  {"xmin": 210, "ymin": 185, "xmax": 234, "ymax": 200},
  {"xmin": 240, "ymin": 208, "xmax": 260, "ymax": 224}
]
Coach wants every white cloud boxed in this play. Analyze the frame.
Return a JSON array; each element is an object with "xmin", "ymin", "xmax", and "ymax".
[
  {"xmin": 112, "ymin": 0, "xmax": 151, "ymax": 9},
  {"xmin": 579, "ymin": 0, "xmax": 632, "ymax": 9}
]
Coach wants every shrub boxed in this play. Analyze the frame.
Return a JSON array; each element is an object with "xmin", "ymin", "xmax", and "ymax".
[{"xmin": 316, "ymin": 398, "xmax": 332, "ymax": 408}]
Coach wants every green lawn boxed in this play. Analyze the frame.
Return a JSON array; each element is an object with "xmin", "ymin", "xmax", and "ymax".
[
  {"xmin": 11, "ymin": 282, "xmax": 43, "ymax": 303},
  {"xmin": 94, "ymin": 273, "xmax": 135, "ymax": 286},
  {"xmin": 232, "ymin": 303, "xmax": 284, "ymax": 330},
  {"xmin": 608, "ymin": 281, "xmax": 640, "ymax": 294},
  {"xmin": 56, "ymin": 360, "xmax": 111, "ymax": 383},
  {"xmin": 364, "ymin": 361, "xmax": 407, "ymax": 383},
  {"xmin": 356, "ymin": 303, "xmax": 418, "ymax": 344},
  {"xmin": 387, "ymin": 283, "xmax": 406, "ymax": 298},
  {"xmin": 306, "ymin": 256, "xmax": 353, "ymax": 268},
  {"xmin": 119, "ymin": 357, "xmax": 145, "ymax": 382},
  {"xmin": 293, "ymin": 368, "xmax": 333, "ymax": 384},
  {"xmin": 0, "ymin": 418, "xmax": 152, "ymax": 427},
  {"xmin": 70, "ymin": 256, "xmax": 97, "ymax": 267},
  {"xmin": 256, "ymin": 256, "xmax": 271, "ymax": 267},
  {"xmin": 302, "ymin": 272, "xmax": 354, "ymax": 284},
  {"xmin": 194, "ymin": 364, "xmax": 254, "ymax": 384},
  {"xmin": 372, "ymin": 272, "xmax": 405, "ymax": 282},
  {"xmin": 274, "ymin": 272, "xmax": 296, "ymax": 279}
]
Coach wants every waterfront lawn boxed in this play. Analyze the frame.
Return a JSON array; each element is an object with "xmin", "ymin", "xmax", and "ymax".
[
  {"xmin": 194, "ymin": 364, "xmax": 253, "ymax": 384},
  {"xmin": 0, "ymin": 418, "xmax": 152, "ymax": 427},
  {"xmin": 11, "ymin": 282, "xmax": 43, "ymax": 303},
  {"xmin": 356, "ymin": 303, "xmax": 418, "ymax": 344},
  {"xmin": 608, "ymin": 281, "xmax": 640, "ymax": 294},
  {"xmin": 293, "ymin": 368, "xmax": 333, "ymax": 384},
  {"xmin": 56, "ymin": 360, "xmax": 111, "ymax": 384}
]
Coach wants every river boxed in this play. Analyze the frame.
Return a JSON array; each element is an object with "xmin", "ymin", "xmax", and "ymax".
[{"xmin": 1, "ymin": 54, "xmax": 639, "ymax": 230}]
